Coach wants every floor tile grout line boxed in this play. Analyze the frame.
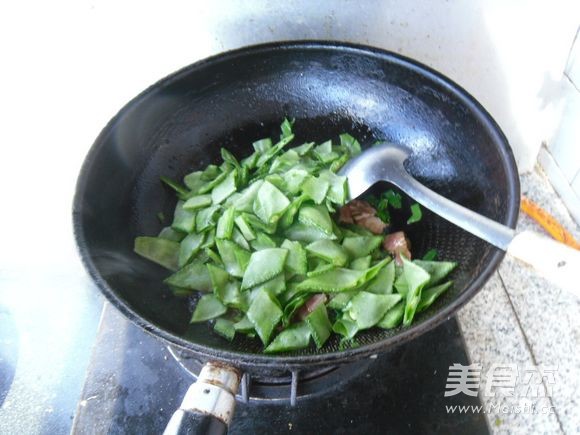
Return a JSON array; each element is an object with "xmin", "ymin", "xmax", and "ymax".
[{"xmin": 496, "ymin": 270, "xmax": 565, "ymax": 434}]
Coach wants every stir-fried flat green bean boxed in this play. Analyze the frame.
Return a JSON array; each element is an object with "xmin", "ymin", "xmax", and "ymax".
[{"xmin": 134, "ymin": 120, "xmax": 457, "ymax": 352}]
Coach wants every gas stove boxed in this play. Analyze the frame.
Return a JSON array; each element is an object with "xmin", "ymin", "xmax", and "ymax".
[{"xmin": 72, "ymin": 304, "xmax": 488, "ymax": 434}]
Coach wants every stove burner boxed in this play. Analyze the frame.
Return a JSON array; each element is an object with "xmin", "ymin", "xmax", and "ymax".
[{"xmin": 167, "ymin": 346, "xmax": 374, "ymax": 406}]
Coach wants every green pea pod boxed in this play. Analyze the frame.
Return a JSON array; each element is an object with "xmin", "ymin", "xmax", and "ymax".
[
  {"xmin": 253, "ymin": 180, "xmax": 291, "ymax": 224},
  {"xmin": 277, "ymin": 282, "xmax": 304, "ymax": 306},
  {"xmin": 327, "ymin": 291, "xmax": 356, "ymax": 310},
  {"xmin": 282, "ymin": 292, "xmax": 309, "ymax": 325},
  {"xmin": 394, "ymin": 271, "xmax": 408, "ymax": 296},
  {"xmin": 178, "ymin": 232, "xmax": 205, "ymax": 267},
  {"xmin": 297, "ymin": 268, "xmax": 363, "ymax": 292},
  {"xmin": 190, "ymin": 294, "xmax": 227, "ymax": 323},
  {"xmin": 365, "ymin": 261, "xmax": 395, "ymax": 294},
  {"xmin": 168, "ymin": 285, "xmax": 194, "ymax": 297},
  {"xmin": 292, "ymin": 142, "xmax": 315, "ymax": 156},
  {"xmin": 164, "ymin": 261, "xmax": 212, "ymax": 291},
  {"xmin": 265, "ymin": 321, "xmax": 311, "ymax": 353},
  {"xmin": 377, "ymin": 301, "xmax": 405, "ymax": 329},
  {"xmin": 171, "ymin": 201, "xmax": 196, "ymax": 233},
  {"xmin": 216, "ymin": 239, "xmax": 251, "ymax": 278},
  {"xmin": 284, "ymin": 222, "xmax": 336, "ymax": 243},
  {"xmin": 417, "ymin": 281, "xmax": 453, "ymax": 312},
  {"xmin": 282, "ymin": 168, "xmax": 309, "ymax": 195},
  {"xmin": 231, "ymin": 228, "xmax": 251, "ymax": 250},
  {"xmin": 161, "ymin": 176, "xmax": 190, "ymax": 198},
  {"xmin": 195, "ymin": 205, "xmax": 220, "ymax": 232},
  {"xmin": 211, "ymin": 170, "xmax": 237, "ymax": 204},
  {"xmin": 232, "ymin": 180, "xmax": 263, "ymax": 213},
  {"xmin": 350, "ymin": 255, "xmax": 371, "ymax": 271},
  {"xmin": 183, "ymin": 194, "xmax": 212, "ymax": 211},
  {"xmin": 250, "ymin": 232, "xmax": 277, "ymax": 251},
  {"xmin": 305, "ymin": 304, "xmax": 332, "ymax": 349},
  {"xmin": 256, "ymin": 134, "xmax": 294, "ymax": 167},
  {"xmin": 207, "ymin": 264, "xmax": 229, "ymax": 294},
  {"xmin": 134, "ymin": 236, "xmax": 180, "ymax": 271},
  {"xmin": 201, "ymin": 165, "xmax": 220, "ymax": 181},
  {"xmin": 233, "ymin": 315, "xmax": 254, "ymax": 332},
  {"xmin": 264, "ymin": 174, "xmax": 286, "ymax": 192},
  {"xmin": 234, "ymin": 214, "xmax": 256, "ymax": 241},
  {"xmin": 216, "ymin": 207, "xmax": 236, "ymax": 240},
  {"xmin": 246, "ymin": 289, "xmax": 283, "ymax": 345},
  {"xmin": 205, "ymin": 247, "xmax": 222, "ymax": 265},
  {"xmin": 305, "ymin": 240, "xmax": 349, "ymax": 266},
  {"xmin": 306, "ymin": 263, "xmax": 335, "ymax": 278},
  {"xmin": 269, "ymin": 149, "xmax": 300, "ymax": 174},
  {"xmin": 301, "ymin": 176, "xmax": 330, "ymax": 204},
  {"xmin": 312, "ymin": 140, "xmax": 338, "ymax": 163},
  {"xmin": 198, "ymin": 170, "xmax": 229, "ymax": 194},
  {"xmin": 339, "ymin": 133, "xmax": 362, "ymax": 156},
  {"xmin": 318, "ymin": 170, "xmax": 347, "ymax": 205},
  {"xmin": 297, "ymin": 258, "xmax": 389, "ymax": 292},
  {"xmin": 281, "ymin": 239, "xmax": 307, "ymax": 275},
  {"xmin": 183, "ymin": 171, "xmax": 205, "ymax": 193},
  {"xmin": 242, "ymin": 212, "xmax": 278, "ymax": 235},
  {"xmin": 241, "ymin": 248, "xmax": 288, "ymax": 289},
  {"xmin": 342, "ymin": 236, "xmax": 383, "ymax": 259},
  {"xmin": 158, "ymin": 226, "xmax": 186, "ymax": 242},
  {"xmin": 422, "ymin": 249, "xmax": 438, "ymax": 261},
  {"xmin": 214, "ymin": 318, "xmax": 235, "ymax": 341},
  {"xmin": 332, "ymin": 315, "xmax": 359, "ymax": 340},
  {"xmin": 201, "ymin": 230, "xmax": 215, "ymax": 250},
  {"xmin": 348, "ymin": 292, "xmax": 402, "ymax": 330},
  {"xmin": 412, "ymin": 260, "xmax": 457, "ymax": 287},
  {"xmin": 252, "ymin": 138, "xmax": 273, "ymax": 154},
  {"xmin": 252, "ymin": 273, "xmax": 286, "ymax": 296},
  {"xmin": 401, "ymin": 257, "xmax": 431, "ymax": 326},
  {"xmin": 222, "ymin": 281, "xmax": 248, "ymax": 311},
  {"xmin": 329, "ymin": 153, "xmax": 350, "ymax": 173},
  {"xmin": 298, "ymin": 205, "xmax": 334, "ymax": 236}
]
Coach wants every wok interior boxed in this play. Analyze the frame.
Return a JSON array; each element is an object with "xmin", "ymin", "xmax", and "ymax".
[{"xmin": 76, "ymin": 44, "xmax": 518, "ymax": 360}]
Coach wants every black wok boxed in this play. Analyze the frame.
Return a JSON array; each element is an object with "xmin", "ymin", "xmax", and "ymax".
[{"xmin": 73, "ymin": 41, "xmax": 519, "ymax": 432}]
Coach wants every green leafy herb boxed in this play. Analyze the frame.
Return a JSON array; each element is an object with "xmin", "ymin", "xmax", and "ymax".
[
  {"xmin": 422, "ymin": 248, "xmax": 438, "ymax": 261},
  {"xmin": 407, "ymin": 203, "xmax": 422, "ymax": 224},
  {"xmin": 385, "ymin": 190, "xmax": 402, "ymax": 209}
]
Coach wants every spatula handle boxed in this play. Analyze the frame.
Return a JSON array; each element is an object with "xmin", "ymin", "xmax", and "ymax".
[
  {"xmin": 507, "ymin": 231, "xmax": 580, "ymax": 296},
  {"xmin": 389, "ymin": 164, "xmax": 516, "ymax": 250}
]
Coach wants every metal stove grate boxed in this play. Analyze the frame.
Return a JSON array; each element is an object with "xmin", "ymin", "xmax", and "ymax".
[{"xmin": 167, "ymin": 346, "xmax": 374, "ymax": 406}]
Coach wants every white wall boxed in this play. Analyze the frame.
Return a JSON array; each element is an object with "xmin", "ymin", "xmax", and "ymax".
[
  {"xmin": 1, "ymin": 3, "xmax": 579, "ymax": 224},
  {"xmin": 3, "ymin": 1, "xmax": 577, "ymax": 175},
  {"xmin": 540, "ymin": 31, "xmax": 580, "ymax": 224},
  {"xmin": 192, "ymin": 0, "xmax": 579, "ymax": 172}
]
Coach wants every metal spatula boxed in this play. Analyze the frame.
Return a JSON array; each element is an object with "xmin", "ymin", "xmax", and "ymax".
[{"xmin": 339, "ymin": 143, "xmax": 580, "ymax": 295}]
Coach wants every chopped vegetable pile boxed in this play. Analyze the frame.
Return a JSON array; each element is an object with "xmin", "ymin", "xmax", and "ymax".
[{"xmin": 134, "ymin": 120, "xmax": 457, "ymax": 353}]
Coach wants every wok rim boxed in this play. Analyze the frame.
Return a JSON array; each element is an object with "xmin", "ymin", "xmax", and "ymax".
[{"xmin": 72, "ymin": 40, "xmax": 520, "ymax": 369}]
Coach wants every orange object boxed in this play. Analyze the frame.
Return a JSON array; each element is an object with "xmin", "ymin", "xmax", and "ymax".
[{"xmin": 520, "ymin": 196, "xmax": 580, "ymax": 250}]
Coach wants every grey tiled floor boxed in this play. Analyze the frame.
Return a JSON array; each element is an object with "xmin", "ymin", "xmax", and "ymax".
[{"xmin": 458, "ymin": 167, "xmax": 580, "ymax": 434}]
